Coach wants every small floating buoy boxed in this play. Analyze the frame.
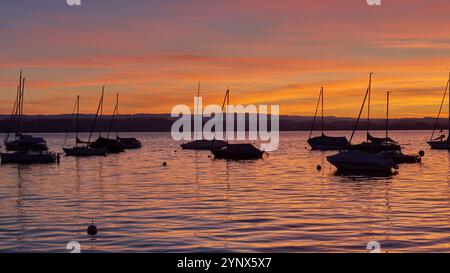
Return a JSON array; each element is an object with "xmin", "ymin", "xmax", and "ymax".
[
  {"xmin": 87, "ymin": 221, "xmax": 97, "ymax": 236},
  {"xmin": 419, "ymin": 150, "xmax": 425, "ymax": 157},
  {"xmin": 174, "ymin": 150, "xmax": 177, "ymax": 153},
  {"xmin": 162, "ymin": 161, "xmax": 167, "ymax": 167},
  {"xmin": 316, "ymin": 165, "xmax": 322, "ymax": 171}
]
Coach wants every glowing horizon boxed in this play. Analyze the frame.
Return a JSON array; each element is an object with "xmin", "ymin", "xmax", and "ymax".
[{"xmin": 1, "ymin": 0, "xmax": 450, "ymax": 118}]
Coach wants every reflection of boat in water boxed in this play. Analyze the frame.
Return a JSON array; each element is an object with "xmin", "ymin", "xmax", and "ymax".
[
  {"xmin": 63, "ymin": 95, "xmax": 107, "ymax": 157},
  {"xmin": 209, "ymin": 88, "xmax": 264, "ymax": 160},
  {"xmin": 307, "ymin": 87, "xmax": 349, "ymax": 150},
  {"xmin": 348, "ymin": 75, "xmax": 401, "ymax": 153},
  {"xmin": 4, "ymin": 71, "xmax": 49, "ymax": 152},
  {"xmin": 327, "ymin": 150, "xmax": 397, "ymax": 173},
  {"xmin": 378, "ymin": 150, "xmax": 422, "ymax": 164},
  {"xmin": 1, "ymin": 150, "xmax": 58, "ymax": 164},
  {"xmin": 86, "ymin": 87, "xmax": 125, "ymax": 154},
  {"xmin": 428, "ymin": 71, "xmax": 450, "ymax": 150},
  {"xmin": 212, "ymin": 143, "xmax": 264, "ymax": 160}
]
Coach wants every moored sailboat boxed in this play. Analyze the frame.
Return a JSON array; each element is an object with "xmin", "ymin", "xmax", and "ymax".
[
  {"xmin": 347, "ymin": 73, "xmax": 401, "ymax": 153},
  {"xmin": 1, "ymin": 71, "xmax": 58, "ymax": 164},
  {"xmin": 85, "ymin": 87, "xmax": 125, "ymax": 154},
  {"xmin": 4, "ymin": 71, "xmax": 48, "ymax": 152},
  {"xmin": 181, "ymin": 82, "xmax": 227, "ymax": 150},
  {"xmin": 63, "ymin": 95, "xmax": 107, "ymax": 157},
  {"xmin": 210, "ymin": 88, "xmax": 265, "ymax": 160},
  {"xmin": 307, "ymin": 87, "xmax": 349, "ymax": 150},
  {"xmin": 112, "ymin": 94, "xmax": 142, "ymax": 149},
  {"xmin": 427, "ymin": 71, "xmax": 450, "ymax": 149}
]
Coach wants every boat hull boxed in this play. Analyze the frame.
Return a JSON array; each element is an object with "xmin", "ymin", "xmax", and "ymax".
[
  {"xmin": 327, "ymin": 151, "xmax": 396, "ymax": 172},
  {"xmin": 428, "ymin": 141, "xmax": 450, "ymax": 150},
  {"xmin": 379, "ymin": 151, "xmax": 421, "ymax": 164},
  {"xmin": 181, "ymin": 140, "xmax": 227, "ymax": 150},
  {"xmin": 63, "ymin": 147, "xmax": 107, "ymax": 157},
  {"xmin": 89, "ymin": 138, "xmax": 125, "ymax": 154},
  {"xmin": 5, "ymin": 140, "xmax": 48, "ymax": 152},
  {"xmin": 118, "ymin": 137, "xmax": 142, "ymax": 149},
  {"xmin": 1, "ymin": 152, "xmax": 58, "ymax": 164},
  {"xmin": 347, "ymin": 142, "xmax": 401, "ymax": 153},
  {"xmin": 307, "ymin": 135, "xmax": 349, "ymax": 151},
  {"xmin": 211, "ymin": 144, "xmax": 264, "ymax": 160}
]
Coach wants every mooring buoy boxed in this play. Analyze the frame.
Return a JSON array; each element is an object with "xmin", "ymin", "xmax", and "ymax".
[{"xmin": 87, "ymin": 221, "xmax": 98, "ymax": 236}]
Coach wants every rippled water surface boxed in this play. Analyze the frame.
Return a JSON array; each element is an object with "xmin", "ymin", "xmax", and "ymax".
[{"xmin": 0, "ymin": 131, "xmax": 449, "ymax": 253}]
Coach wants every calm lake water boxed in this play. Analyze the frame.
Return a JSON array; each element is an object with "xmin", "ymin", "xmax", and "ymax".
[{"xmin": 0, "ymin": 131, "xmax": 449, "ymax": 253}]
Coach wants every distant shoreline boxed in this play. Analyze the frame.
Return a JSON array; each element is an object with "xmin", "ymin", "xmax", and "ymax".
[{"xmin": 0, "ymin": 114, "xmax": 446, "ymax": 133}]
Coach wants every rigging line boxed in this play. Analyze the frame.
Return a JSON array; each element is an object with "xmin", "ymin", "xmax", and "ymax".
[
  {"xmin": 63, "ymin": 96, "xmax": 78, "ymax": 147},
  {"xmin": 88, "ymin": 87, "xmax": 105, "ymax": 143},
  {"xmin": 107, "ymin": 93, "xmax": 119, "ymax": 139},
  {"xmin": 308, "ymin": 88, "xmax": 322, "ymax": 140},
  {"xmin": 349, "ymin": 86, "xmax": 370, "ymax": 143},
  {"xmin": 430, "ymin": 79, "xmax": 449, "ymax": 141},
  {"xmin": 5, "ymin": 85, "xmax": 19, "ymax": 143},
  {"xmin": 212, "ymin": 88, "xmax": 230, "ymax": 143}
]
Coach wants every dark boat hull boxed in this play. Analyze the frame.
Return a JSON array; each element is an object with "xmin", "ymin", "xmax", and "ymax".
[
  {"xmin": 1, "ymin": 152, "xmax": 58, "ymax": 164},
  {"xmin": 118, "ymin": 137, "xmax": 142, "ymax": 149},
  {"xmin": 307, "ymin": 135, "xmax": 349, "ymax": 151},
  {"xmin": 63, "ymin": 147, "xmax": 107, "ymax": 157},
  {"xmin": 89, "ymin": 138, "xmax": 125, "ymax": 154},
  {"xmin": 327, "ymin": 151, "xmax": 396, "ymax": 173},
  {"xmin": 181, "ymin": 140, "xmax": 227, "ymax": 150},
  {"xmin": 428, "ymin": 141, "xmax": 450, "ymax": 150},
  {"xmin": 5, "ymin": 140, "xmax": 48, "ymax": 152},
  {"xmin": 211, "ymin": 144, "xmax": 264, "ymax": 160},
  {"xmin": 379, "ymin": 151, "xmax": 421, "ymax": 164},
  {"xmin": 347, "ymin": 142, "xmax": 401, "ymax": 153}
]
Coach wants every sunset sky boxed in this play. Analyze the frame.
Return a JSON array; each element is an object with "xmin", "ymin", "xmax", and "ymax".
[{"xmin": 1, "ymin": 0, "xmax": 450, "ymax": 117}]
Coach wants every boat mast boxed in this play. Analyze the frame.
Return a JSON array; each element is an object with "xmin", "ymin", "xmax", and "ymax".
[
  {"xmin": 386, "ymin": 91, "xmax": 391, "ymax": 139},
  {"xmin": 308, "ymin": 87, "xmax": 322, "ymax": 139},
  {"xmin": 17, "ymin": 76, "xmax": 25, "ymax": 138},
  {"xmin": 349, "ymin": 74, "xmax": 371, "ymax": 144},
  {"xmin": 88, "ymin": 86, "xmax": 105, "ymax": 143},
  {"xmin": 196, "ymin": 82, "xmax": 201, "ymax": 140},
  {"xmin": 220, "ymin": 88, "xmax": 230, "ymax": 144},
  {"xmin": 116, "ymin": 93, "xmax": 119, "ymax": 138},
  {"xmin": 99, "ymin": 87, "xmax": 104, "ymax": 138},
  {"xmin": 448, "ymin": 69, "xmax": 450, "ymax": 137},
  {"xmin": 367, "ymin": 72, "xmax": 373, "ymax": 142},
  {"xmin": 430, "ymin": 74, "xmax": 449, "ymax": 142},
  {"xmin": 107, "ymin": 93, "xmax": 119, "ymax": 139},
  {"xmin": 321, "ymin": 87, "xmax": 324, "ymax": 136},
  {"xmin": 5, "ymin": 72, "xmax": 22, "ymax": 143},
  {"xmin": 76, "ymin": 95, "xmax": 80, "ymax": 147}
]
